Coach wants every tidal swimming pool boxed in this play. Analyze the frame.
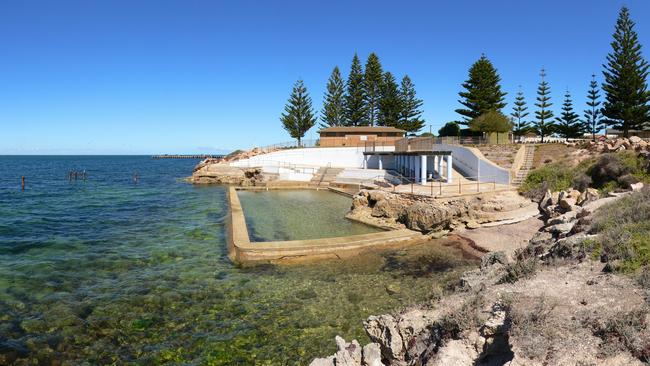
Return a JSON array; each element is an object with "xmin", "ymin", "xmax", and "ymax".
[
  {"xmin": 0, "ymin": 157, "xmax": 478, "ymax": 365},
  {"xmin": 236, "ymin": 189, "xmax": 381, "ymax": 242}
]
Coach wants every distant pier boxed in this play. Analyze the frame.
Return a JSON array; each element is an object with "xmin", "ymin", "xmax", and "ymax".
[{"xmin": 151, "ymin": 154, "xmax": 224, "ymax": 159}]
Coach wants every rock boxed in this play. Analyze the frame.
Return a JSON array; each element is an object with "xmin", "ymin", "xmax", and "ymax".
[
  {"xmin": 385, "ymin": 283, "xmax": 401, "ymax": 295},
  {"xmin": 334, "ymin": 336, "xmax": 362, "ymax": 366},
  {"xmin": 630, "ymin": 136, "xmax": 642, "ymax": 144},
  {"xmin": 480, "ymin": 251, "xmax": 507, "ymax": 269},
  {"xmin": 371, "ymin": 199, "xmax": 406, "ymax": 219},
  {"xmin": 465, "ymin": 220, "xmax": 481, "ymax": 229},
  {"xmin": 368, "ymin": 190, "xmax": 388, "ymax": 204},
  {"xmin": 401, "ymin": 201, "xmax": 465, "ymax": 233},
  {"xmin": 545, "ymin": 222, "xmax": 575, "ymax": 236},
  {"xmin": 362, "ymin": 343, "xmax": 384, "ymax": 366},
  {"xmin": 558, "ymin": 196, "xmax": 577, "ymax": 211},
  {"xmin": 364, "ymin": 315, "xmax": 404, "ymax": 361},
  {"xmin": 547, "ymin": 210, "xmax": 577, "ymax": 225},
  {"xmin": 577, "ymin": 188, "xmax": 599, "ymax": 206},
  {"xmin": 539, "ymin": 189, "xmax": 552, "ymax": 210},
  {"xmin": 352, "ymin": 195, "xmax": 369, "ymax": 209},
  {"xmin": 631, "ymin": 182, "xmax": 644, "ymax": 191},
  {"xmin": 310, "ymin": 356, "xmax": 335, "ymax": 366}
]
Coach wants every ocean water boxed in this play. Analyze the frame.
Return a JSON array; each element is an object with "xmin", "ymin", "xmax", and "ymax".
[{"xmin": 0, "ymin": 156, "xmax": 476, "ymax": 365}]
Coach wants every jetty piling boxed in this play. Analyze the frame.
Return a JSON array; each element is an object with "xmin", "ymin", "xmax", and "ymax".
[{"xmin": 21, "ymin": 176, "xmax": 25, "ymax": 191}]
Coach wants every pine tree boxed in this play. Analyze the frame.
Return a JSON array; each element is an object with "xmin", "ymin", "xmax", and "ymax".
[
  {"xmin": 364, "ymin": 53, "xmax": 384, "ymax": 126},
  {"xmin": 534, "ymin": 69, "xmax": 555, "ymax": 142},
  {"xmin": 601, "ymin": 6, "xmax": 650, "ymax": 136},
  {"xmin": 398, "ymin": 75, "xmax": 425, "ymax": 133},
  {"xmin": 280, "ymin": 79, "xmax": 316, "ymax": 146},
  {"xmin": 510, "ymin": 87, "xmax": 530, "ymax": 137},
  {"xmin": 320, "ymin": 66, "xmax": 346, "ymax": 128},
  {"xmin": 344, "ymin": 54, "xmax": 367, "ymax": 126},
  {"xmin": 456, "ymin": 54, "xmax": 507, "ymax": 124},
  {"xmin": 555, "ymin": 89, "xmax": 582, "ymax": 139},
  {"xmin": 583, "ymin": 74, "xmax": 604, "ymax": 141},
  {"xmin": 377, "ymin": 72, "xmax": 401, "ymax": 127}
]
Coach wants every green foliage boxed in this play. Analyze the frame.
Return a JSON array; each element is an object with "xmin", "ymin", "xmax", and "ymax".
[
  {"xmin": 398, "ymin": 75, "xmax": 426, "ymax": 133},
  {"xmin": 456, "ymin": 54, "xmax": 507, "ymax": 124},
  {"xmin": 520, "ymin": 151, "xmax": 649, "ymax": 196},
  {"xmin": 602, "ymin": 7, "xmax": 650, "ymax": 137},
  {"xmin": 555, "ymin": 89, "xmax": 583, "ymax": 138},
  {"xmin": 469, "ymin": 110, "xmax": 513, "ymax": 135},
  {"xmin": 519, "ymin": 161, "xmax": 579, "ymax": 194},
  {"xmin": 377, "ymin": 72, "xmax": 401, "ymax": 127},
  {"xmin": 438, "ymin": 121, "xmax": 461, "ymax": 137},
  {"xmin": 320, "ymin": 66, "xmax": 346, "ymax": 128},
  {"xmin": 280, "ymin": 79, "xmax": 316, "ymax": 145},
  {"xmin": 591, "ymin": 188, "xmax": 650, "ymax": 271},
  {"xmin": 583, "ymin": 74, "xmax": 605, "ymax": 140},
  {"xmin": 364, "ymin": 52, "xmax": 384, "ymax": 126},
  {"xmin": 534, "ymin": 69, "xmax": 556, "ymax": 142},
  {"xmin": 344, "ymin": 54, "xmax": 368, "ymax": 126},
  {"xmin": 511, "ymin": 87, "xmax": 531, "ymax": 136},
  {"xmin": 499, "ymin": 256, "xmax": 537, "ymax": 284}
]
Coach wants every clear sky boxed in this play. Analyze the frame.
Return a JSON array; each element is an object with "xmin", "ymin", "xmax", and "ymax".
[{"xmin": 1, "ymin": 0, "xmax": 649, "ymax": 154}]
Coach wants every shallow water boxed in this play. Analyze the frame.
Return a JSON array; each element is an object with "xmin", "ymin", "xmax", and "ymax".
[
  {"xmin": 0, "ymin": 156, "xmax": 476, "ymax": 365},
  {"xmin": 237, "ymin": 189, "xmax": 380, "ymax": 241}
]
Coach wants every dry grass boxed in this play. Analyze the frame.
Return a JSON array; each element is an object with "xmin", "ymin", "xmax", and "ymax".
[
  {"xmin": 532, "ymin": 143, "xmax": 579, "ymax": 169},
  {"xmin": 505, "ymin": 295, "xmax": 559, "ymax": 360}
]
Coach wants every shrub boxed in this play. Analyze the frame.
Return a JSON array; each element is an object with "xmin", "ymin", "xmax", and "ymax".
[
  {"xmin": 519, "ymin": 162, "xmax": 574, "ymax": 195},
  {"xmin": 588, "ymin": 154, "xmax": 631, "ymax": 187},
  {"xmin": 438, "ymin": 292, "xmax": 485, "ymax": 339},
  {"xmin": 591, "ymin": 188, "xmax": 650, "ymax": 271},
  {"xmin": 507, "ymin": 295, "xmax": 559, "ymax": 360},
  {"xmin": 572, "ymin": 173, "xmax": 592, "ymax": 192},
  {"xmin": 588, "ymin": 309, "xmax": 650, "ymax": 362},
  {"xmin": 499, "ymin": 256, "xmax": 537, "ymax": 284}
]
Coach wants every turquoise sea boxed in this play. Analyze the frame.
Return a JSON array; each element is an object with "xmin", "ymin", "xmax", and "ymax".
[{"xmin": 0, "ymin": 156, "xmax": 475, "ymax": 365}]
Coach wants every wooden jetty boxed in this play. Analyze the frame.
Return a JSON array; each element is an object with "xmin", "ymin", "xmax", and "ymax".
[{"xmin": 151, "ymin": 154, "xmax": 224, "ymax": 159}]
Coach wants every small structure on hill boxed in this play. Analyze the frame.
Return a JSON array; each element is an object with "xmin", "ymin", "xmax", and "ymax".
[{"xmin": 319, "ymin": 126, "xmax": 405, "ymax": 147}]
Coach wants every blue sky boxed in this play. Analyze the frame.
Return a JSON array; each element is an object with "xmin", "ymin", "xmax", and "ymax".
[{"xmin": 1, "ymin": 0, "xmax": 649, "ymax": 154}]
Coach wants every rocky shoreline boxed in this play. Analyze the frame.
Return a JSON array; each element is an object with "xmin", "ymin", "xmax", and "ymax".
[{"xmin": 311, "ymin": 187, "xmax": 650, "ymax": 366}]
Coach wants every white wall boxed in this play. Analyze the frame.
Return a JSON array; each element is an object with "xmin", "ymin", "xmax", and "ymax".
[
  {"xmin": 432, "ymin": 144, "xmax": 511, "ymax": 184},
  {"xmin": 231, "ymin": 147, "xmax": 367, "ymax": 168}
]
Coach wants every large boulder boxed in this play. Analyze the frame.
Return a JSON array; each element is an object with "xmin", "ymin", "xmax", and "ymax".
[
  {"xmin": 577, "ymin": 188, "xmax": 599, "ymax": 206},
  {"xmin": 401, "ymin": 202, "xmax": 454, "ymax": 232}
]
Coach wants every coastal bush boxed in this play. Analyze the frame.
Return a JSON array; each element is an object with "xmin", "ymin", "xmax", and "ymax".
[
  {"xmin": 520, "ymin": 151, "xmax": 649, "ymax": 196},
  {"xmin": 590, "ymin": 187, "xmax": 650, "ymax": 272},
  {"xmin": 438, "ymin": 292, "xmax": 485, "ymax": 339},
  {"xmin": 507, "ymin": 295, "xmax": 558, "ymax": 360},
  {"xmin": 519, "ymin": 162, "xmax": 574, "ymax": 195},
  {"xmin": 587, "ymin": 309, "xmax": 650, "ymax": 362},
  {"xmin": 498, "ymin": 255, "xmax": 537, "ymax": 284}
]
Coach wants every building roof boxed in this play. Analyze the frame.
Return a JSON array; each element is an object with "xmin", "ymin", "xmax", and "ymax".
[{"xmin": 319, "ymin": 126, "xmax": 406, "ymax": 133}]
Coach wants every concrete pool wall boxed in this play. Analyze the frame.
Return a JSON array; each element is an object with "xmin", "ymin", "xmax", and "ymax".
[{"xmin": 226, "ymin": 186, "xmax": 427, "ymax": 264}]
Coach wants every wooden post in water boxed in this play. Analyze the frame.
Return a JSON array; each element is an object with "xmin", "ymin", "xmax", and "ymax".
[{"xmin": 21, "ymin": 176, "xmax": 25, "ymax": 191}]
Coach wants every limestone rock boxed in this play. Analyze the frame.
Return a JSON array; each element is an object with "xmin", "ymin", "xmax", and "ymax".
[
  {"xmin": 364, "ymin": 315, "xmax": 404, "ymax": 362},
  {"xmin": 631, "ymin": 182, "xmax": 644, "ymax": 191},
  {"xmin": 362, "ymin": 343, "xmax": 385, "ymax": 366},
  {"xmin": 334, "ymin": 336, "xmax": 362, "ymax": 366},
  {"xmin": 309, "ymin": 356, "xmax": 335, "ymax": 366},
  {"xmin": 577, "ymin": 188, "xmax": 599, "ymax": 206}
]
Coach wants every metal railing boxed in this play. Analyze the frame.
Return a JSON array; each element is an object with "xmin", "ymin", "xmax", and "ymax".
[
  {"xmin": 359, "ymin": 172, "xmax": 503, "ymax": 198},
  {"xmin": 231, "ymin": 159, "xmax": 321, "ymax": 174}
]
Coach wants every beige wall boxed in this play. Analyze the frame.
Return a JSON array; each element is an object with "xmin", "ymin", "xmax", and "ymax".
[{"xmin": 320, "ymin": 135, "xmax": 402, "ymax": 147}]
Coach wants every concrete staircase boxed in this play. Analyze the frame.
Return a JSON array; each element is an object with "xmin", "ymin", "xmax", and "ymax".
[
  {"xmin": 309, "ymin": 167, "xmax": 344, "ymax": 188},
  {"xmin": 512, "ymin": 145, "xmax": 536, "ymax": 186}
]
